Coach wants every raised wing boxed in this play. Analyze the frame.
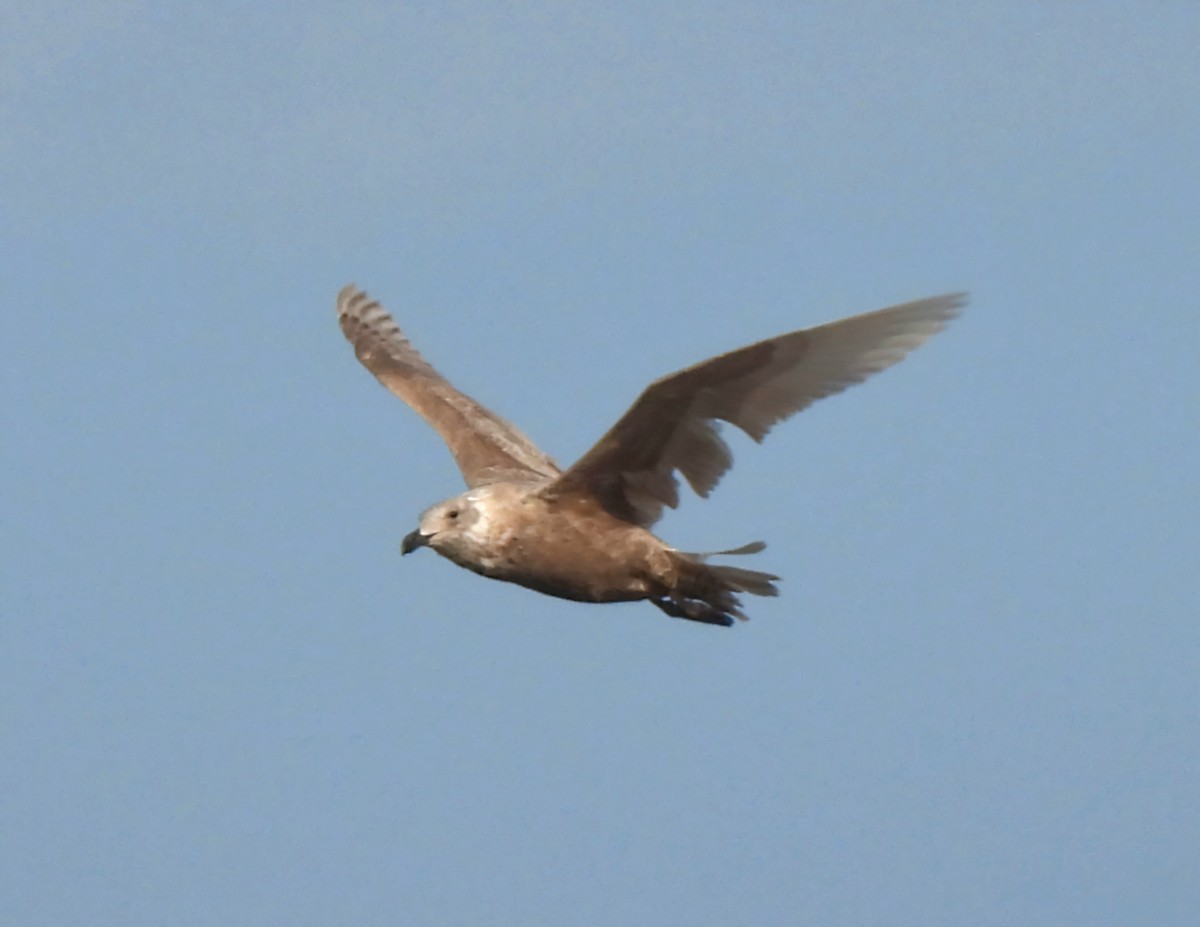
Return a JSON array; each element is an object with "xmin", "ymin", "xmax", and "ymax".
[
  {"xmin": 337, "ymin": 286, "xmax": 560, "ymax": 487},
  {"xmin": 543, "ymin": 293, "xmax": 965, "ymax": 525}
]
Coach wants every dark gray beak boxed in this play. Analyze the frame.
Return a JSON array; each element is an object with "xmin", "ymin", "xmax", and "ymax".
[{"xmin": 401, "ymin": 529, "xmax": 431, "ymax": 555}]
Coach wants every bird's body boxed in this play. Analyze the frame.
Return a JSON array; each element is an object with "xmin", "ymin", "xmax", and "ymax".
[
  {"xmin": 336, "ymin": 285, "xmax": 963, "ymax": 626},
  {"xmin": 409, "ymin": 482, "xmax": 676, "ymax": 603},
  {"xmin": 399, "ymin": 480, "xmax": 772, "ymax": 624}
]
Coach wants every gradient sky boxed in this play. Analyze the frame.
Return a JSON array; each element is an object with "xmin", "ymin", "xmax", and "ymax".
[{"xmin": 4, "ymin": 3, "xmax": 1197, "ymax": 925}]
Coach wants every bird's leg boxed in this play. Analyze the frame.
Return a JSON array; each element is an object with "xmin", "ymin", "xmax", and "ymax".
[{"xmin": 650, "ymin": 597, "xmax": 734, "ymax": 627}]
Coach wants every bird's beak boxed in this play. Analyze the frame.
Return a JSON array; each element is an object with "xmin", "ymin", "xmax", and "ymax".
[{"xmin": 401, "ymin": 529, "xmax": 432, "ymax": 555}]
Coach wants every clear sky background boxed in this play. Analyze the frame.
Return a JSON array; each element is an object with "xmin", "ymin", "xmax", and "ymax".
[{"xmin": 3, "ymin": 3, "xmax": 1197, "ymax": 925}]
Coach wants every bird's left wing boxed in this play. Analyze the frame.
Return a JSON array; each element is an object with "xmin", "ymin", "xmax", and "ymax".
[
  {"xmin": 337, "ymin": 286, "xmax": 560, "ymax": 487},
  {"xmin": 541, "ymin": 293, "xmax": 965, "ymax": 525}
]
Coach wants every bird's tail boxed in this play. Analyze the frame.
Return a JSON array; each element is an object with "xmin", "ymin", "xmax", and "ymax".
[
  {"xmin": 706, "ymin": 562, "xmax": 781, "ymax": 599},
  {"xmin": 653, "ymin": 543, "xmax": 780, "ymax": 626},
  {"xmin": 684, "ymin": 540, "xmax": 780, "ymax": 597}
]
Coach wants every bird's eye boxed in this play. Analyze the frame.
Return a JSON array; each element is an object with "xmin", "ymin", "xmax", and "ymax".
[{"xmin": 447, "ymin": 509, "xmax": 459, "ymax": 520}]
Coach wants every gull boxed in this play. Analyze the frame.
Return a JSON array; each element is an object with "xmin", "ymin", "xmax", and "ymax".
[{"xmin": 337, "ymin": 285, "xmax": 964, "ymax": 626}]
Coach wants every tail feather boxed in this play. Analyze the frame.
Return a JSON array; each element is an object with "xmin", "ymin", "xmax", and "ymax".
[
  {"xmin": 687, "ymin": 540, "xmax": 766, "ymax": 560},
  {"xmin": 709, "ymin": 563, "xmax": 780, "ymax": 598}
]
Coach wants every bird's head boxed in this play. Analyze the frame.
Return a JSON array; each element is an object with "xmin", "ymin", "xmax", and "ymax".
[{"xmin": 401, "ymin": 492, "xmax": 487, "ymax": 561}]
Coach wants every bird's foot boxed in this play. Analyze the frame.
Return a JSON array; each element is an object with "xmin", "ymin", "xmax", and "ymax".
[{"xmin": 651, "ymin": 597, "xmax": 734, "ymax": 627}]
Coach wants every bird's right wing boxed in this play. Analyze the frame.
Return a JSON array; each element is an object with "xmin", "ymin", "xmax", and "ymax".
[
  {"xmin": 337, "ymin": 286, "xmax": 561, "ymax": 487},
  {"xmin": 542, "ymin": 293, "xmax": 965, "ymax": 525}
]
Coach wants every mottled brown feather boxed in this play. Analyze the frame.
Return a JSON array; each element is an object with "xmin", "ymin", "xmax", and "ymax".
[
  {"xmin": 543, "ymin": 293, "xmax": 966, "ymax": 525},
  {"xmin": 336, "ymin": 286, "xmax": 561, "ymax": 487}
]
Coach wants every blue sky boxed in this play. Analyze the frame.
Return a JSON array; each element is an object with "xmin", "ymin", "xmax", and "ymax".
[{"xmin": 3, "ymin": 3, "xmax": 1197, "ymax": 925}]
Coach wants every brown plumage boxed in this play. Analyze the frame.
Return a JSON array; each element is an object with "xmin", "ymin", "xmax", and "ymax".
[{"xmin": 336, "ymin": 285, "xmax": 964, "ymax": 626}]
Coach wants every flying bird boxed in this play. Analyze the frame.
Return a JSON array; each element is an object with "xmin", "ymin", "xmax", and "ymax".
[{"xmin": 337, "ymin": 285, "xmax": 964, "ymax": 626}]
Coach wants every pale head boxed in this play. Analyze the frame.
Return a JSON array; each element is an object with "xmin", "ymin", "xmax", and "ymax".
[
  {"xmin": 401, "ymin": 493, "xmax": 475, "ymax": 554},
  {"xmin": 400, "ymin": 484, "xmax": 524, "ymax": 566}
]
